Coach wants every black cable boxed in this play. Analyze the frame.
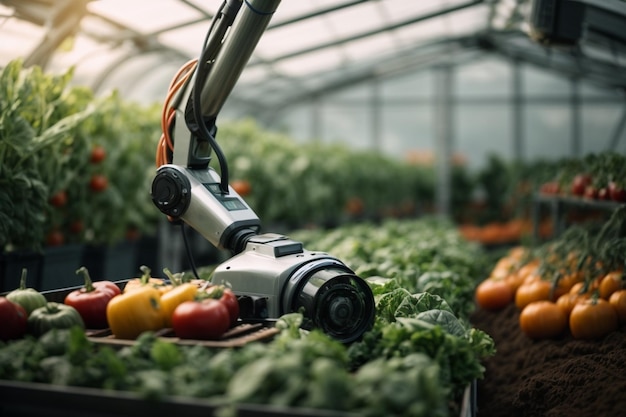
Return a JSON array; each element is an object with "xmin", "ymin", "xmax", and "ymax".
[
  {"xmin": 180, "ymin": 222, "xmax": 200, "ymax": 280},
  {"xmin": 191, "ymin": 0, "xmax": 232, "ymax": 194}
]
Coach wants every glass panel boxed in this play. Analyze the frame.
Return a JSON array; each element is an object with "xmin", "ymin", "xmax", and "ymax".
[
  {"xmin": 456, "ymin": 57, "xmax": 512, "ymax": 98},
  {"xmin": 382, "ymin": 71, "xmax": 434, "ymax": 99},
  {"xmin": 581, "ymin": 104, "xmax": 626, "ymax": 154},
  {"xmin": 525, "ymin": 105, "xmax": 572, "ymax": 160},
  {"xmin": 320, "ymin": 104, "xmax": 372, "ymax": 150},
  {"xmin": 381, "ymin": 104, "xmax": 433, "ymax": 159},
  {"xmin": 523, "ymin": 65, "xmax": 570, "ymax": 97},
  {"xmin": 456, "ymin": 105, "xmax": 512, "ymax": 170}
]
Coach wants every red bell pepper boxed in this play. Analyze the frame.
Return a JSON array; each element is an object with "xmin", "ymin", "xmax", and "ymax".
[{"xmin": 64, "ymin": 267, "xmax": 120, "ymax": 329}]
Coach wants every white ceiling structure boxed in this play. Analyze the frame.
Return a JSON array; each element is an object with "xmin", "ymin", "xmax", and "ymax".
[{"xmin": 1, "ymin": 0, "xmax": 626, "ymax": 115}]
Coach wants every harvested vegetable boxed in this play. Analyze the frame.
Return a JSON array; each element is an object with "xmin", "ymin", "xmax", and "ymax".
[
  {"xmin": 64, "ymin": 267, "xmax": 119, "ymax": 328},
  {"xmin": 106, "ymin": 284, "xmax": 164, "ymax": 339},
  {"xmin": 160, "ymin": 269, "xmax": 198, "ymax": 327},
  {"xmin": 6, "ymin": 268, "xmax": 47, "ymax": 316},
  {"xmin": 28, "ymin": 302, "xmax": 85, "ymax": 337},
  {"xmin": 0, "ymin": 297, "xmax": 28, "ymax": 341},
  {"xmin": 172, "ymin": 299, "xmax": 230, "ymax": 340}
]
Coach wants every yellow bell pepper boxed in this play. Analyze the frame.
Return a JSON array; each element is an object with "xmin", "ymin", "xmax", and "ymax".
[
  {"xmin": 123, "ymin": 265, "xmax": 171, "ymax": 294},
  {"xmin": 160, "ymin": 283, "xmax": 199, "ymax": 327},
  {"xmin": 106, "ymin": 285, "xmax": 164, "ymax": 339}
]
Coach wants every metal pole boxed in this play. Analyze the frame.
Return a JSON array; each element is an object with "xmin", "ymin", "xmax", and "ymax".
[{"xmin": 434, "ymin": 64, "xmax": 454, "ymax": 217}]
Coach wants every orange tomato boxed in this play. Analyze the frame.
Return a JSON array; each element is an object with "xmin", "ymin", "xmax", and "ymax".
[
  {"xmin": 517, "ymin": 260, "xmax": 539, "ymax": 281},
  {"xmin": 515, "ymin": 279, "xmax": 552, "ymax": 310},
  {"xmin": 231, "ymin": 179, "xmax": 252, "ymax": 196},
  {"xmin": 519, "ymin": 301, "xmax": 567, "ymax": 339},
  {"xmin": 599, "ymin": 270, "xmax": 623, "ymax": 300},
  {"xmin": 569, "ymin": 298, "xmax": 619, "ymax": 340},
  {"xmin": 609, "ymin": 290, "xmax": 626, "ymax": 323},
  {"xmin": 490, "ymin": 256, "xmax": 515, "ymax": 280},
  {"xmin": 555, "ymin": 293, "xmax": 579, "ymax": 318},
  {"xmin": 475, "ymin": 279, "xmax": 514, "ymax": 311}
]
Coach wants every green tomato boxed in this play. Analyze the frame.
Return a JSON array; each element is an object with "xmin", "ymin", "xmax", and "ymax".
[
  {"xmin": 28, "ymin": 302, "xmax": 85, "ymax": 337},
  {"xmin": 6, "ymin": 269, "xmax": 47, "ymax": 316}
]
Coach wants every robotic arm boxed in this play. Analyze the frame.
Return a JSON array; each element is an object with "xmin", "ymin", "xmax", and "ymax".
[{"xmin": 151, "ymin": 0, "xmax": 374, "ymax": 343}]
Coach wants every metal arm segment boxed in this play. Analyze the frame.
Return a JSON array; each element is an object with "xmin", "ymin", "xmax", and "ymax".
[{"xmin": 200, "ymin": 0, "xmax": 281, "ymax": 120}]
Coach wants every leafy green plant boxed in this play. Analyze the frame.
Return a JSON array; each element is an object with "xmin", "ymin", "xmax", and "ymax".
[
  {"xmin": 0, "ymin": 59, "xmax": 162, "ymax": 251},
  {"xmin": 0, "ymin": 60, "xmax": 94, "ymax": 250}
]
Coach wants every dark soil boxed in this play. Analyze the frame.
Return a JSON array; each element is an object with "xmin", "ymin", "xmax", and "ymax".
[{"xmin": 470, "ymin": 303, "xmax": 626, "ymax": 417}]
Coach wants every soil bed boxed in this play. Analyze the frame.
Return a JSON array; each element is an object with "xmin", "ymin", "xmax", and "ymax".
[{"xmin": 470, "ymin": 302, "xmax": 626, "ymax": 417}]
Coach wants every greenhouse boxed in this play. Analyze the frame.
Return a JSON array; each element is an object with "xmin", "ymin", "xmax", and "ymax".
[{"xmin": 1, "ymin": 0, "xmax": 626, "ymax": 416}]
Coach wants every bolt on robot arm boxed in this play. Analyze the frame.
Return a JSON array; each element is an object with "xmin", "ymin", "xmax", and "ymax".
[{"xmin": 150, "ymin": 0, "xmax": 374, "ymax": 343}]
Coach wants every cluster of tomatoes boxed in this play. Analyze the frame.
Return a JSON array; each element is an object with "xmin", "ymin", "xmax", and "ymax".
[
  {"xmin": 475, "ymin": 247, "xmax": 626, "ymax": 340},
  {"xmin": 46, "ymin": 145, "xmax": 110, "ymax": 247},
  {"xmin": 540, "ymin": 173, "xmax": 626, "ymax": 202},
  {"xmin": 0, "ymin": 266, "xmax": 240, "ymax": 343}
]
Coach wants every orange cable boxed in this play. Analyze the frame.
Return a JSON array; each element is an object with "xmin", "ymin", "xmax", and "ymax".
[{"xmin": 156, "ymin": 59, "xmax": 198, "ymax": 167}]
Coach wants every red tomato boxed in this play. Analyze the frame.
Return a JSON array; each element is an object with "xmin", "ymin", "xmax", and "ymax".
[
  {"xmin": 571, "ymin": 174, "xmax": 592, "ymax": 196},
  {"xmin": 608, "ymin": 181, "xmax": 626, "ymax": 202},
  {"xmin": 205, "ymin": 285, "xmax": 240, "ymax": 326},
  {"xmin": 90, "ymin": 145, "xmax": 107, "ymax": 164},
  {"xmin": 49, "ymin": 191, "xmax": 68, "ymax": 208},
  {"xmin": 584, "ymin": 184, "xmax": 600, "ymax": 199},
  {"xmin": 46, "ymin": 229, "xmax": 65, "ymax": 247},
  {"xmin": 0, "ymin": 297, "xmax": 28, "ymax": 341},
  {"xmin": 475, "ymin": 279, "xmax": 513, "ymax": 311},
  {"xmin": 69, "ymin": 220, "xmax": 84, "ymax": 234},
  {"xmin": 89, "ymin": 174, "xmax": 108, "ymax": 192},
  {"xmin": 539, "ymin": 181, "xmax": 560, "ymax": 195},
  {"xmin": 172, "ymin": 299, "xmax": 231, "ymax": 340}
]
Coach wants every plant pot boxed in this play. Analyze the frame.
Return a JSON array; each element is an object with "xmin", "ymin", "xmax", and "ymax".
[
  {"xmin": 39, "ymin": 244, "xmax": 84, "ymax": 291},
  {"xmin": 0, "ymin": 250, "xmax": 43, "ymax": 293},
  {"xmin": 82, "ymin": 240, "xmax": 138, "ymax": 281}
]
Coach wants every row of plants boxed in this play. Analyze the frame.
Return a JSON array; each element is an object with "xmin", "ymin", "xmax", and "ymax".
[
  {"xmin": 0, "ymin": 217, "xmax": 495, "ymax": 417},
  {"xmin": 217, "ymin": 119, "xmax": 446, "ymax": 228},
  {"xmin": 0, "ymin": 59, "xmax": 162, "ymax": 252},
  {"xmin": 458, "ymin": 151, "xmax": 626, "ymax": 245},
  {"xmin": 474, "ymin": 206, "xmax": 626, "ymax": 340}
]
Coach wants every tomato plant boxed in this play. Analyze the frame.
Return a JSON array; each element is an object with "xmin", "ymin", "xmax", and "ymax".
[
  {"xmin": 172, "ymin": 299, "xmax": 230, "ymax": 340},
  {"xmin": 475, "ymin": 279, "xmax": 513, "ymax": 311},
  {"xmin": 519, "ymin": 301, "xmax": 567, "ymax": 339},
  {"xmin": 89, "ymin": 174, "xmax": 109, "ymax": 192},
  {"xmin": 569, "ymin": 298, "xmax": 618, "ymax": 340}
]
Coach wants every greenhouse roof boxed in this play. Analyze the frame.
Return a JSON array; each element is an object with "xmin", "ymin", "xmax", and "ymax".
[{"xmin": 1, "ymin": 0, "xmax": 626, "ymax": 115}]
